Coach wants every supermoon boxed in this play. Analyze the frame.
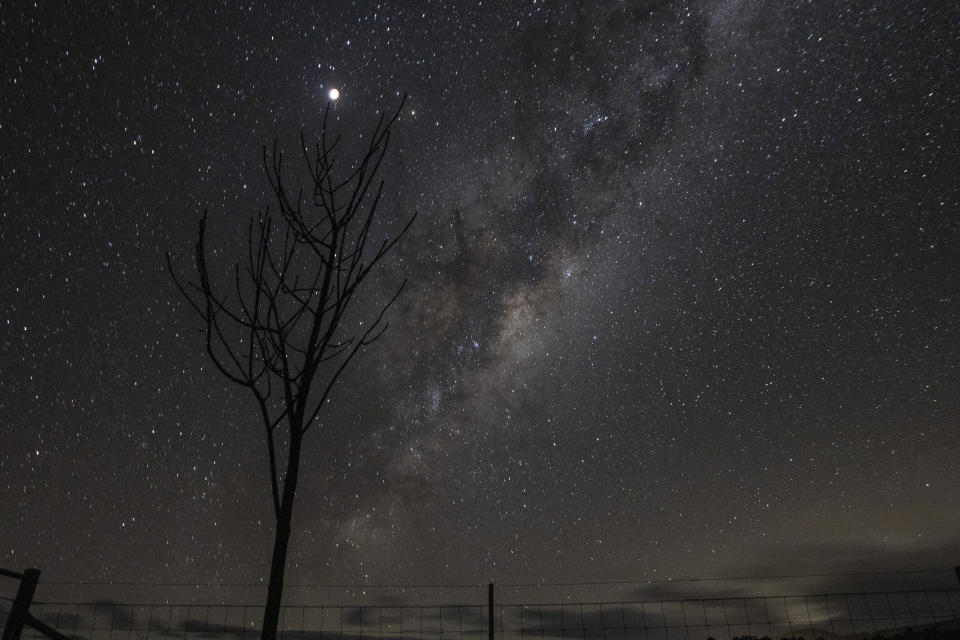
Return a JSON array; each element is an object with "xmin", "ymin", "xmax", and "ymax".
[{"xmin": 328, "ymin": 88, "xmax": 340, "ymax": 100}]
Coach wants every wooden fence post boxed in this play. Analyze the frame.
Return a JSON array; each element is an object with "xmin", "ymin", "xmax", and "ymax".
[
  {"xmin": 2, "ymin": 568, "xmax": 40, "ymax": 640},
  {"xmin": 488, "ymin": 582, "xmax": 494, "ymax": 640}
]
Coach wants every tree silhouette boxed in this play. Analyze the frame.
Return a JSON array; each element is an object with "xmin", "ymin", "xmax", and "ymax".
[{"xmin": 168, "ymin": 98, "xmax": 415, "ymax": 640}]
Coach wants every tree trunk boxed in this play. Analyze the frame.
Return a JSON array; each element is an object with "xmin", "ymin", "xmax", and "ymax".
[
  {"xmin": 260, "ymin": 510, "xmax": 291, "ymax": 640},
  {"xmin": 260, "ymin": 433, "xmax": 303, "ymax": 640}
]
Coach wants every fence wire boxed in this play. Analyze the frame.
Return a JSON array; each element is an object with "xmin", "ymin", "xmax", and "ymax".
[{"xmin": 3, "ymin": 590, "xmax": 959, "ymax": 640}]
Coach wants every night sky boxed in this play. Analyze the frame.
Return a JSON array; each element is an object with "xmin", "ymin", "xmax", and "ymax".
[{"xmin": 2, "ymin": 1, "xmax": 959, "ymax": 603}]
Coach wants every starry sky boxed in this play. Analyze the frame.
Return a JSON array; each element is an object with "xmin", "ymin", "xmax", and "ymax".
[{"xmin": 2, "ymin": 0, "xmax": 959, "ymax": 603}]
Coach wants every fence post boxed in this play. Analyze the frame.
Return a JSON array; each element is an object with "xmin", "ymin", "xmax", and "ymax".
[
  {"xmin": 488, "ymin": 582, "xmax": 494, "ymax": 640},
  {"xmin": 2, "ymin": 568, "xmax": 40, "ymax": 640}
]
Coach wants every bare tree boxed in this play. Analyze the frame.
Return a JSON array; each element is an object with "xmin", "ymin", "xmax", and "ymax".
[{"xmin": 168, "ymin": 98, "xmax": 415, "ymax": 640}]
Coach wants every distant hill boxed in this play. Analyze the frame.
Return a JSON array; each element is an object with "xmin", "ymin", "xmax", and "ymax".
[{"xmin": 719, "ymin": 616, "xmax": 960, "ymax": 640}]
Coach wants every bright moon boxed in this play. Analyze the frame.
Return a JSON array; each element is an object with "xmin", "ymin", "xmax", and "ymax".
[{"xmin": 328, "ymin": 88, "xmax": 340, "ymax": 100}]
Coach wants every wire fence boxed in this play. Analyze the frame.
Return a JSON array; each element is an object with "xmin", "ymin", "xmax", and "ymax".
[{"xmin": 4, "ymin": 589, "xmax": 960, "ymax": 640}]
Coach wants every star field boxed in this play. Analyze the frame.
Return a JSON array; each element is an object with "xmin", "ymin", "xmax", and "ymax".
[{"xmin": 1, "ymin": 1, "xmax": 958, "ymax": 601}]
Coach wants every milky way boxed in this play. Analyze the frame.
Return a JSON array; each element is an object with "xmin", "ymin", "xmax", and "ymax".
[{"xmin": 2, "ymin": 1, "xmax": 958, "ymax": 602}]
